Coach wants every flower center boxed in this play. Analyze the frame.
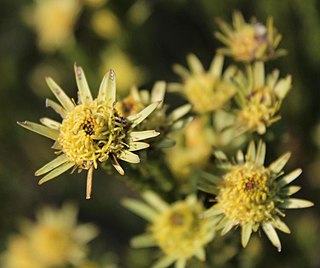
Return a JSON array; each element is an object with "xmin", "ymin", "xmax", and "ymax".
[
  {"xmin": 58, "ymin": 100, "xmax": 128, "ymax": 169},
  {"xmin": 185, "ymin": 74, "xmax": 235, "ymax": 113},
  {"xmin": 217, "ymin": 162, "xmax": 276, "ymax": 224}
]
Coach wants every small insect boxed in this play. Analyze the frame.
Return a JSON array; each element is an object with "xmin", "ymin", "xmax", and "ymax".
[{"xmin": 115, "ymin": 115, "xmax": 128, "ymax": 125}]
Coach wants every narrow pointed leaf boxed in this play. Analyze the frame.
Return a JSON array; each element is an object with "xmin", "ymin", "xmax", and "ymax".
[
  {"xmin": 274, "ymin": 75, "xmax": 292, "ymax": 99},
  {"xmin": 105, "ymin": 69, "xmax": 116, "ymax": 104},
  {"xmin": 111, "ymin": 154, "xmax": 124, "ymax": 175},
  {"xmin": 45, "ymin": 77, "xmax": 74, "ymax": 111},
  {"xmin": 172, "ymin": 64, "xmax": 189, "ymax": 79},
  {"xmin": 128, "ymin": 142, "xmax": 150, "ymax": 151},
  {"xmin": 221, "ymin": 220, "xmax": 235, "ymax": 235},
  {"xmin": 35, "ymin": 154, "xmax": 69, "ymax": 176},
  {"xmin": 167, "ymin": 104, "xmax": 191, "ymax": 122},
  {"xmin": 128, "ymin": 102, "xmax": 160, "ymax": 128},
  {"xmin": 131, "ymin": 234, "xmax": 157, "ymax": 248},
  {"xmin": 246, "ymin": 141, "xmax": 256, "ymax": 162},
  {"xmin": 279, "ymin": 198, "xmax": 314, "ymax": 209},
  {"xmin": 18, "ymin": 121, "xmax": 59, "ymax": 140},
  {"xmin": 194, "ymin": 248, "xmax": 206, "ymax": 261},
  {"xmin": 262, "ymin": 222, "xmax": 281, "ymax": 251},
  {"xmin": 130, "ymin": 130, "xmax": 160, "ymax": 141},
  {"xmin": 46, "ymin": 98, "xmax": 67, "ymax": 118},
  {"xmin": 151, "ymin": 81, "xmax": 166, "ymax": 106},
  {"xmin": 278, "ymin": 169, "xmax": 302, "ymax": 188},
  {"xmin": 187, "ymin": 54, "xmax": 204, "ymax": 74},
  {"xmin": 269, "ymin": 152, "xmax": 291, "ymax": 173},
  {"xmin": 74, "ymin": 64, "xmax": 93, "ymax": 104},
  {"xmin": 175, "ymin": 259, "xmax": 187, "ymax": 268},
  {"xmin": 209, "ymin": 54, "xmax": 224, "ymax": 77},
  {"xmin": 118, "ymin": 150, "xmax": 140, "ymax": 163},
  {"xmin": 273, "ymin": 218, "xmax": 291, "ymax": 234},
  {"xmin": 97, "ymin": 72, "xmax": 108, "ymax": 102},
  {"xmin": 151, "ymin": 256, "xmax": 175, "ymax": 268},
  {"xmin": 142, "ymin": 191, "xmax": 169, "ymax": 212},
  {"xmin": 241, "ymin": 223, "xmax": 253, "ymax": 248},
  {"xmin": 122, "ymin": 199, "xmax": 157, "ymax": 222},
  {"xmin": 255, "ymin": 140, "xmax": 266, "ymax": 165},
  {"xmin": 201, "ymin": 206, "xmax": 223, "ymax": 218},
  {"xmin": 280, "ymin": 185, "xmax": 301, "ymax": 196},
  {"xmin": 40, "ymin": 117, "xmax": 61, "ymax": 130},
  {"xmin": 38, "ymin": 162, "xmax": 74, "ymax": 185}
]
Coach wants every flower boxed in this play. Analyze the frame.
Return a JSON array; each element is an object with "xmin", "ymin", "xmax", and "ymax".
[
  {"xmin": 116, "ymin": 81, "xmax": 192, "ymax": 148},
  {"xmin": 23, "ymin": 0, "xmax": 82, "ymax": 52},
  {"xmin": 170, "ymin": 54, "xmax": 236, "ymax": 114},
  {"xmin": 91, "ymin": 9, "xmax": 119, "ymax": 39},
  {"xmin": 18, "ymin": 64, "xmax": 160, "ymax": 198},
  {"xmin": 234, "ymin": 61, "xmax": 291, "ymax": 134},
  {"xmin": 2, "ymin": 203, "xmax": 98, "ymax": 268},
  {"xmin": 122, "ymin": 191, "xmax": 215, "ymax": 268},
  {"xmin": 200, "ymin": 140, "xmax": 314, "ymax": 251},
  {"xmin": 215, "ymin": 11, "xmax": 286, "ymax": 62}
]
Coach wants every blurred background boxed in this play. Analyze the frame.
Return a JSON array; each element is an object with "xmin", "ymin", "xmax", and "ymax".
[{"xmin": 0, "ymin": 0, "xmax": 320, "ymax": 267}]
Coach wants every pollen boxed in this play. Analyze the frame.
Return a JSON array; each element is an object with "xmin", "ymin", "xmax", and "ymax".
[
  {"xmin": 217, "ymin": 162, "xmax": 275, "ymax": 224},
  {"xmin": 58, "ymin": 100, "xmax": 128, "ymax": 170}
]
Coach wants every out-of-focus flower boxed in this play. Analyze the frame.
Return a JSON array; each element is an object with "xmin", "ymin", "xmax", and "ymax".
[
  {"xmin": 23, "ymin": 0, "xmax": 82, "ymax": 52},
  {"xmin": 234, "ymin": 61, "xmax": 291, "ymax": 134},
  {"xmin": 100, "ymin": 47, "xmax": 145, "ymax": 95},
  {"xmin": 2, "ymin": 204, "xmax": 98, "ymax": 268},
  {"xmin": 200, "ymin": 140, "xmax": 313, "ymax": 251},
  {"xmin": 165, "ymin": 117, "xmax": 212, "ymax": 181},
  {"xmin": 91, "ymin": 9, "xmax": 119, "ymax": 39},
  {"xmin": 123, "ymin": 191, "xmax": 215, "ymax": 268},
  {"xmin": 84, "ymin": 0, "xmax": 107, "ymax": 8},
  {"xmin": 116, "ymin": 81, "xmax": 192, "ymax": 148},
  {"xmin": 215, "ymin": 11, "xmax": 286, "ymax": 62},
  {"xmin": 170, "ymin": 54, "xmax": 237, "ymax": 114},
  {"xmin": 18, "ymin": 65, "xmax": 160, "ymax": 198}
]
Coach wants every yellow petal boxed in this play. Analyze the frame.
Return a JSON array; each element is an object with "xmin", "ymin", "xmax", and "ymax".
[
  {"xmin": 38, "ymin": 162, "xmax": 75, "ymax": 185},
  {"xmin": 17, "ymin": 121, "xmax": 59, "ymax": 140},
  {"xmin": 74, "ymin": 63, "xmax": 93, "ymax": 104},
  {"xmin": 35, "ymin": 154, "xmax": 69, "ymax": 176}
]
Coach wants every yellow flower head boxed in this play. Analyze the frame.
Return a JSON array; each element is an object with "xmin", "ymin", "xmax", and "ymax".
[
  {"xmin": 200, "ymin": 140, "xmax": 314, "ymax": 251},
  {"xmin": 171, "ymin": 54, "xmax": 237, "ymax": 114},
  {"xmin": 116, "ymin": 81, "xmax": 192, "ymax": 148},
  {"xmin": 123, "ymin": 191, "xmax": 215, "ymax": 268},
  {"xmin": 91, "ymin": 9, "xmax": 119, "ymax": 39},
  {"xmin": 234, "ymin": 61, "xmax": 292, "ymax": 134},
  {"xmin": 18, "ymin": 64, "xmax": 160, "ymax": 199},
  {"xmin": 25, "ymin": 0, "xmax": 81, "ymax": 52},
  {"xmin": 3, "ymin": 203, "xmax": 98, "ymax": 268},
  {"xmin": 215, "ymin": 11, "xmax": 286, "ymax": 62}
]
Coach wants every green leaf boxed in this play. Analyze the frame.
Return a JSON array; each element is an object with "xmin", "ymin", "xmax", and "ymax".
[
  {"xmin": 40, "ymin": 117, "xmax": 61, "ymax": 130},
  {"xmin": 128, "ymin": 142, "xmax": 150, "ymax": 152},
  {"xmin": 45, "ymin": 77, "xmax": 74, "ymax": 112},
  {"xmin": 279, "ymin": 198, "xmax": 314, "ymax": 209},
  {"xmin": 129, "ymin": 130, "xmax": 160, "ymax": 141},
  {"xmin": 45, "ymin": 98, "xmax": 67, "ymax": 118},
  {"xmin": 128, "ymin": 102, "xmax": 160, "ymax": 128},
  {"xmin": 131, "ymin": 234, "xmax": 157, "ymax": 248},
  {"xmin": 18, "ymin": 121, "xmax": 59, "ymax": 140},
  {"xmin": 187, "ymin": 53, "xmax": 204, "ymax": 74},
  {"xmin": 118, "ymin": 150, "xmax": 140, "ymax": 163},
  {"xmin": 262, "ymin": 222, "xmax": 281, "ymax": 252},
  {"xmin": 122, "ymin": 198, "xmax": 157, "ymax": 222},
  {"xmin": 74, "ymin": 64, "xmax": 93, "ymax": 104},
  {"xmin": 38, "ymin": 162, "xmax": 74, "ymax": 185},
  {"xmin": 241, "ymin": 223, "xmax": 253, "ymax": 248},
  {"xmin": 268, "ymin": 152, "xmax": 291, "ymax": 173},
  {"xmin": 277, "ymin": 169, "xmax": 302, "ymax": 188},
  {"xmin": 253, "ymin": 61, "xmax": 265, "ymax": 88},
  {"xmin": 151, "ymin": 81, "xmax": 166, "ymax": 106},
  {"xmin": 35, "ymin": 154, "xmax": 69, "ymax": 176},
  {"xmin": 151, "ymin": 255, "xmax": 175, "ymax": 268},
  {"xmin": 142, "ymin": 191, "xmax": 168, "ymax": 212},
  {"xmin": 209, "ymin": 54, "xmax": 224, "ymax": 77},
  {"xmin": 255, "ymin": 140, "xmax": 266, "ymax": 165}
]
